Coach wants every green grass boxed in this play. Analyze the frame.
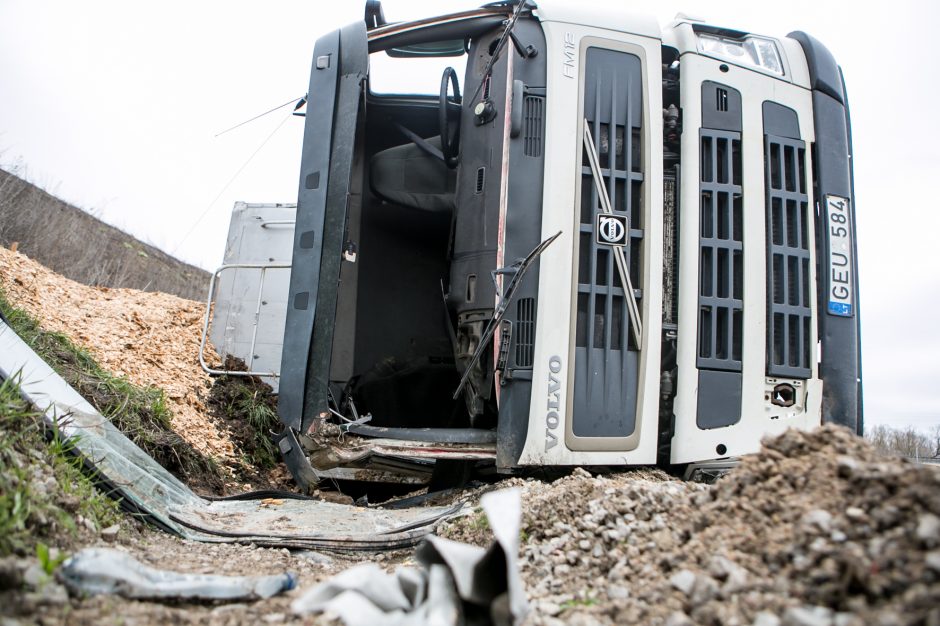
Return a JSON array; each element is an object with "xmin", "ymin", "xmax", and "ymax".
[
  {"xmin": 560, "ymin": 598, "xmax": 599, "ymax": 610},
  {"xmin": 0, "ymin": 288, "xmax": 222, "ymax": 484},
  {"xmin": 0, "ymin": 375, "xmax": 121, "ymax": 556},
  {"xmin": 208, "ymin": 357, "xmax": 280, "ymax": 470}
]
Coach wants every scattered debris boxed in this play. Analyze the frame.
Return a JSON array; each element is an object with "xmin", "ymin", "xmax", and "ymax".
[
  {"xmin": 58, "ymin": 548, "xmax": 297, "ymax": 601},
  {"xmin": 293, "ymin": 488, "xmax": 528, "ymax": 625}
]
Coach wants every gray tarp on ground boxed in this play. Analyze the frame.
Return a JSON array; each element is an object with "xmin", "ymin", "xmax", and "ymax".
[
  {"xmin": 292, "ymin": 488, "xmax": 529, "ymax": 626},
  {"xmin": 0, "ymin": 320, "xmax": 460, "ymax": 551}
]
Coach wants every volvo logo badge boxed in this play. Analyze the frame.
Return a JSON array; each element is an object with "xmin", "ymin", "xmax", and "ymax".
[{"xmin": 596, "ymin": 214, "xmax": 628, "ymax": 246}]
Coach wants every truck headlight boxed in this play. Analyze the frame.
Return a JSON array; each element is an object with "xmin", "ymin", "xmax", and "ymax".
[{"xmin": 697, "ymin": 33, "xmax": 784, "ymax": 76}]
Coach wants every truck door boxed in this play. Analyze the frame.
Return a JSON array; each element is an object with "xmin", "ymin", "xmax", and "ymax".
[{"xmin": 278, "ymin": 22, "xmax": 368, "ymax": 436}]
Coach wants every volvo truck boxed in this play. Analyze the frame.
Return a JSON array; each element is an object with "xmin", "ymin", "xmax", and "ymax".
[{"xmin": 205, "ymin": 1, "xmax": 861, "ymax": 490}]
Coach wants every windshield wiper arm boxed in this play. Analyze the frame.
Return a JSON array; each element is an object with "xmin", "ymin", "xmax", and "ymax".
[
  {"xmin": 453, "ymin": 230, "xmax": 561, "ymax": 400},
  {"xmin": 468, "ymin": 1, "xmax": 528, "ymax": 105}
]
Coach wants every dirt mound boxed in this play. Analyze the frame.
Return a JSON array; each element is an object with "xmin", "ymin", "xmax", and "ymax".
[
  {"xmin": 442, "ymin": 426, "xmax": 940, "ymax": 625},
  {"xmin": 0, "ymin": 247, "xmax": 235, "ymax": 462}
]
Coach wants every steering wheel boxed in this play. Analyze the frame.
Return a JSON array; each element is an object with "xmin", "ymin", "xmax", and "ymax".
[{"xmin": 439, "ymin": 67, "xmax": 462, "ymax": 169}]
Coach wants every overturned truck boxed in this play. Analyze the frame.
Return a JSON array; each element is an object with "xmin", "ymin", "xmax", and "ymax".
[{"xmin": 206, "ymin": 1, "xmax": 861, "ymax": 490}]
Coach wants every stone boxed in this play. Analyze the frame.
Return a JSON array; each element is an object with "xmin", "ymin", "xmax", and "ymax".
[
  {"xmin": 753, "ymin": 611, "xmax": 782, "ymax": 626},
  {"xmin": 665, "ymin": 611, "xmax": 695, "ymax": 626},
  {"xmin": 783, "ymin": 605, "xmax": 834, "ymax": 626},
  {"xmin": 22, "ymin": 563, "xmax": 48, "ymax": 589},
  {"xmin": 801, "ymin": 510, "xmax": 833, "ymax": 534},
  {"xmin": 37, "ymin": 582, "xmax": 69, "ymax": 606},
  {"xmin": 100, "ymin": 524, "xmax": 120, "ymax": 542},
  {"xmin": 538, "ymin": 601, "xmax": 562, "ymax": 616},
  {"xmin": 670, "ymin": 569, "xmax": 696, "ymax": 596},
  {"xmin": 916, "ymin": 514, "xmax": 940, "ymax": 546},
  {"xmin": 690, "ymin": 574, "xmax": 719, "ymax": 605},
  {"xmin": 844, "ymin": 507, "xmax": 866, "ymax": 521},
  {"xmin": 833, "ymin": 613, "xmax": 865, "ymax": 626},
  {"xmin": 925, "ymin": 550, "xmax": 940, "ymax": 572},
  {"xmin": 295, "ymin": 550, "xmax": 333, "ymax": 565}
]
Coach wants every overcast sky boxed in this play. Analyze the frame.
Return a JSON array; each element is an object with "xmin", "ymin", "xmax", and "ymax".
[{"xmin": 1, "ymin": 0, "xmax": 937, "ymax": 435}]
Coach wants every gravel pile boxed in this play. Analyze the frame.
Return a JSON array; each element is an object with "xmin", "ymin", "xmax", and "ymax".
[{"xmin": 444, "ymin": 426, "xmax": 940, "ymax": 626}]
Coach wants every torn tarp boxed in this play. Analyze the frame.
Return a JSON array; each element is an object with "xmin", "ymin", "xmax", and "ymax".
[
  {"xmin": 0, "ymin": 319, "xmax": 461, "ymax": 551},
  {"xmin": 291, "ymin": 488, "xmax": 529, "ymax": 625}
]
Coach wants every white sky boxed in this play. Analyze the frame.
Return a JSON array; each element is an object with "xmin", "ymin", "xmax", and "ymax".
[{"xmin": 1, "ymin": 0, "xmax": 938, "ymax": 434}]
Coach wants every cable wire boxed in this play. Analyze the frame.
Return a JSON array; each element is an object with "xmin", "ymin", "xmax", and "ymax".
[
  {"xmin": 171, "ymin": 112, "xmax": 292, "ymax": 255},
  {"xmin": 213, "ymin": 96, "xmax": 303, "ymax": 137}
]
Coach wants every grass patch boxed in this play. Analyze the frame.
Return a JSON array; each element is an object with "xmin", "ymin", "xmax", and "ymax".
[
  {"xmin": 207, "ymin": 356, "xmax": 280, "ymax": 470},
  {"xmin": 560, "ymin": 598, "xmax": 599, "ymax": 610},
  {"xmin": 0, "ymin": 375, "xmax": 121, "ymax": 556},
  {"xmin": 0, "ymin": 288, "xmax": 222, "ymax": 489}
]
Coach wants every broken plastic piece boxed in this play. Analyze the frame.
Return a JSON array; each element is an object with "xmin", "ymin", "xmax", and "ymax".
[{"xmin": 58, "ymin": 548, "xmax": 297, "ymax": 601}]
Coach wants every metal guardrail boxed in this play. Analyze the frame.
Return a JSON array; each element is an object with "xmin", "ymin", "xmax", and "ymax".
[{"xmin": 198, "ymin": 262, "xmax": 291, "ymax": 378}]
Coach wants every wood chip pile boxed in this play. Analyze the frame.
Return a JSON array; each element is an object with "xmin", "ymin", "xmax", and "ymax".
[{"xmin": 0, "ymin": 247, "xmax": 237, "ymax": 462}]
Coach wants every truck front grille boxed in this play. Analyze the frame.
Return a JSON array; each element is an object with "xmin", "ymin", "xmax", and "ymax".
[
  {"xmin": 765, "ymin": 135, "xmax": 811, "ymax": 378},
  {"xmin": 571, "ymin": 47, "xmax": 643, "ymax": 440},
  {"xmin": 697, "ymin": 129, "xmax": 743, "ymax": 372}
]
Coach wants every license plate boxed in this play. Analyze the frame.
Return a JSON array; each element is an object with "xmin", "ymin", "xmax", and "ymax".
[{"xmin": 825, "ymin": 195, "xmax": 853, "ymax": 317}]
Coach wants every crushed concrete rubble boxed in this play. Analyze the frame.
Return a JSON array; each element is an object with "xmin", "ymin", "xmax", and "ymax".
[
  {"xmin": 293, "ymin": 488, "xmax": 529, "ymax": 626},
  {"xmin": 0, "ymin": 247, "xmax": 235, "ymax": 462},
  {"xmin": 440, "ymin": 426, "xmax": 940, "ymax": 626}
]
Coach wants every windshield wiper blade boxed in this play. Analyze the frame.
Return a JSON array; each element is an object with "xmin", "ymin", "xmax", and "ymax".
[
  {"xmin": 453, "ymin": 230, "xmax": 561, "ymax": 400},
  {"xmin": 468, "ymin": 0, "xmax": 528, "ymax": 105}
]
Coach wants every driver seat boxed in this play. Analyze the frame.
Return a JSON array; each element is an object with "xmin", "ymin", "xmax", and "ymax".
[{"xmin": 370, "ymin": 136, "xmax": 457, "ymax": 212}]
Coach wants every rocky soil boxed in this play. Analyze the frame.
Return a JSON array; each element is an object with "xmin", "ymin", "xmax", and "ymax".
[{"xmin": 441, "ymin": 427, "xmax": 940, "ymax": 626}]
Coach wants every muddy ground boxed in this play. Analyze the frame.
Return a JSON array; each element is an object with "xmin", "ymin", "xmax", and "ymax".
[{"xmin": 1, "ymin": 248, "xmax": 939, "ymax": 625}]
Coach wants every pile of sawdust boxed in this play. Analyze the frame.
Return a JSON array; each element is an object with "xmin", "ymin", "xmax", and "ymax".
[{"xmin": 0, "ymin": 247, "xmax": 236, "ymax": 462}]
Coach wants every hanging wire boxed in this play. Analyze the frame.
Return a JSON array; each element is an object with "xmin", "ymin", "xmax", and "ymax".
[
  {"xmin": 213, "ymin": 96, "xmax": 304, "ymax": 137},
  {"xmin": 171, "ymin": 111, "xmax": 293, "ymax": 255}
]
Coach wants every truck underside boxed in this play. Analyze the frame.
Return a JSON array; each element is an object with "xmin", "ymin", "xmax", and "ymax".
[{"xmin": 206, "ymin": 1, "xmax": 862, "ymax": 492}]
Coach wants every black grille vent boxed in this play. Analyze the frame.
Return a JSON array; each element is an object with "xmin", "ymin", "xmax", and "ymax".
[
  {"xmin": 514, "ymin": 297, "xmax": 535, "ymax": 367},
  {"xmin": 765, "ymin": 135, "xmax": 811, "ymax": 378},
  {"xmin": 475, "ymin": 167, "xmax": 485, "ymax": 194},
  {"xmin": 571, "ymin": 47, "xmax": 643, "ymax": 439},
  {"xmin": 523, "ymin": 96, "xmax": 544, "ymax": 157},
  {"xmin": 716, "ymin": 88, "xmax": 729, "ymax": 112},
  {"xmin": 697, "ymin": 129, "xmax": 743, "ymax": 372}
]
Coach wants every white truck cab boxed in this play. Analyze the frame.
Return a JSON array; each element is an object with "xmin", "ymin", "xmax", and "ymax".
[{"xmin": 207, "ymin": 1, "xmax": 861, "ymax": 490}]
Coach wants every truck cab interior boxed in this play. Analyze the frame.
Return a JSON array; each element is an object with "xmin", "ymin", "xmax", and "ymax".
[{"xmin": 278, "ymin": 2, "xmax": 548, "ymax": 450}]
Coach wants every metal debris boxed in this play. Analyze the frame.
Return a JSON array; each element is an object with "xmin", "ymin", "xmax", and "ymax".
[{"xmin": 0, "ymin": 319, "xmax": 462, "ymax": 551}]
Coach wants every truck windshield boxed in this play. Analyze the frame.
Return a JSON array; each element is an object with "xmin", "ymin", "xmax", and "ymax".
[{"xmin": 368, "ymin": 50, "xmax": 468, "ymax": 96}]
